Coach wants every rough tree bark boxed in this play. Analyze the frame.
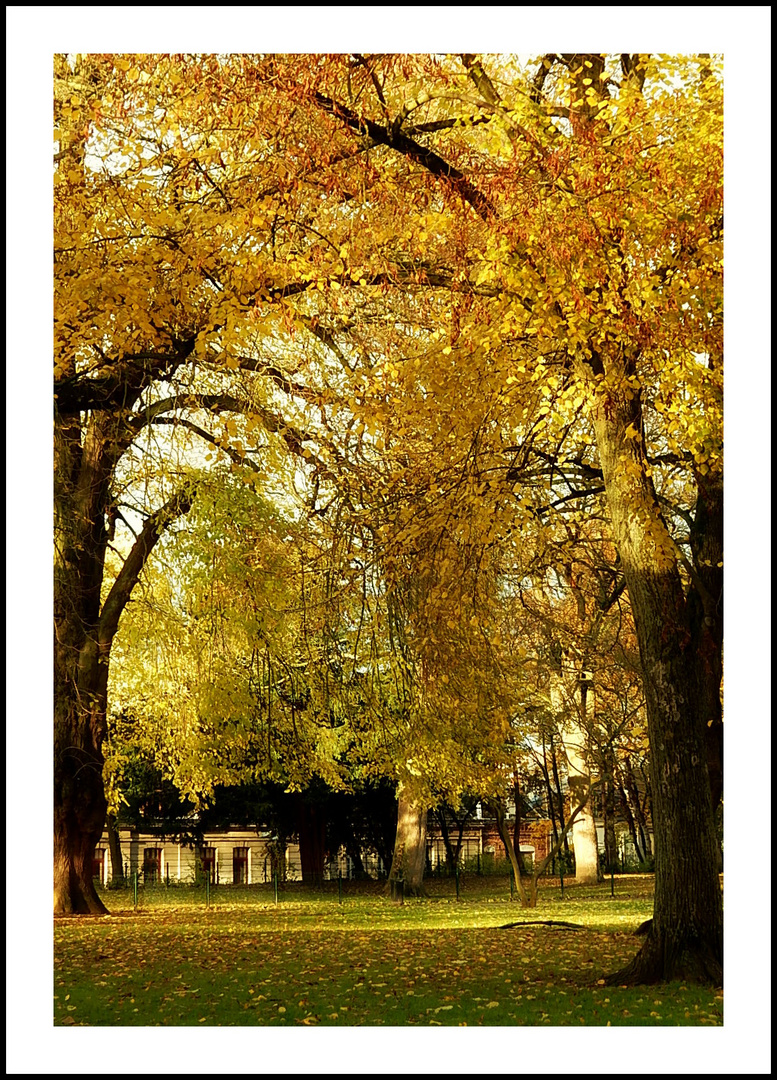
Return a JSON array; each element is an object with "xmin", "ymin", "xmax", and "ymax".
[
  {"xmin": 387, "ymin": 793, "xmax": 427, "ymax": 898},
  {"xmin": 54, "ymin": 403, "xmax": 194, "ymax": 915},
  {"xmin": 589, "ymin": 348, "xmax": 723, "ymax": 985}
]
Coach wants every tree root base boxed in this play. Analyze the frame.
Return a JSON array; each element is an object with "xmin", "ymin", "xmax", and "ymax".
[{"xmin": 604, "ymin": 929, "xmax": 723, "ymax": 986}]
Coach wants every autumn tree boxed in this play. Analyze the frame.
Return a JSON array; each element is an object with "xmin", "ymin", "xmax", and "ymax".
[
  {"xmin": 264, "ymin": 52, "xmax": 724, "ymax": 982},
  {"xmin": 54, "ymin": 51, "xmax": 543, "ymax": 910},
  {"xmin": 54, "ymin": 52, "xmax": 723, "ymax": 984},
  {"xmin": 53, "ymin": 53, "xmax": 377, "ymax": 912}
]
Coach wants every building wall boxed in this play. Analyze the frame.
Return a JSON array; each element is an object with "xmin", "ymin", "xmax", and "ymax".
[
  {"xmin": 425, "ymin": 821, "xmax": 553, "ymax": 869},
  {"xmin": 480, "ymin": 821, "xmax": 552, "ymax": 866},
  {"xmin": 95, "ymin": 829, "xmax": 303, "ymax": 885},
  {"xmin": 91, "ymin": 817, "xmax": 654, "ymax": 886}
]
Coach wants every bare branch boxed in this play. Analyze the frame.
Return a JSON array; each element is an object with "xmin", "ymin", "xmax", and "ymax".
[{"xmin": 151, "ymin": 417, "xmax": 261, "ymax": 472}]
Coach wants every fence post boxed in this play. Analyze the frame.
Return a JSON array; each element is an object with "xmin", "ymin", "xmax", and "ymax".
[
  {"xmin": 273, "ymin": 871, "xmax": 278, "ymax": 905},
  {"xmin": 338, "ymin": 871, "xmax": 343, "ymax": 905},
  {"xmin": 455, "ymin": 863, "xmax": 460, "ymax": 901},
  {"xmin": 206, "ymin": 873, "xmax": 210, "ymax": 908},
  {"xmin": 133, "ymin": 870, "xmax": 138, "ymax": 911}
]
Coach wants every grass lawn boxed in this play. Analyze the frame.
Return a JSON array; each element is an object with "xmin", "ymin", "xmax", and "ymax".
[{"xmin": 54, "ymin": 874, "xmax": 723, "ymax": 1027}]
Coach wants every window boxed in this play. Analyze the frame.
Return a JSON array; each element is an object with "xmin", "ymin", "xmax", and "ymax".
[
  {"xmin": 201, "ymin": 846, "xmax": 216, "ymax": 884},
  {"xmin": 233, "ymin": 847, "xmax": 249, "ymax": 885},
  {"xmin": 92, "ymin": 848, "xmax": 105, "ymax": 883},
  {"xmin": 143, "ymin": 847, "xmax": 162, "ymax": 883}
]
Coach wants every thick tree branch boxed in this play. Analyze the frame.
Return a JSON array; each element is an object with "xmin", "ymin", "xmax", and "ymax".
[
  {"xmin": 311, "ymin": 91, "xmax": 497, "ymax": 221},
  {"xmin": 97, "ymin": 484, "xmax": 196, "ymax": 648},
  {"xmin": 54, "ymin": 340, "xmax": 196, "ymax": 415},
  {"xmin": 126, "ymin": 392, "xmax": 249, "ymax": 433}
]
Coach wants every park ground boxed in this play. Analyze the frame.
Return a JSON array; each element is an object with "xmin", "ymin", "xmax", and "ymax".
[{"xmin": 54, "ymin": 874, "xmax": 723, "ymax": 1027}]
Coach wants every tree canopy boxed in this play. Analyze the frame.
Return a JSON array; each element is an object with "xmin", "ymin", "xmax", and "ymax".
[{"xmin": 47, "ymin": 48, "xmax": 730, "ymax": 984}]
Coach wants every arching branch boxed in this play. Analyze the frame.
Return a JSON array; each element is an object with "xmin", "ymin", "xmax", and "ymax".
[{"xmin": 97, "ymin": 483, "xmax": 197, "ymax": 648}]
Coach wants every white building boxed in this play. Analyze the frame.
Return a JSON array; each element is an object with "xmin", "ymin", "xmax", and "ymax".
[{"xmin": 92, "ymin": 827, "xmax": 302, "ymax": 885}]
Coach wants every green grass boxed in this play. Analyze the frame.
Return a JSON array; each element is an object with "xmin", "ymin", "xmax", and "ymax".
[{"xmin": 54, "ymin": 875, "xmax": 723, "ymax": 1026}]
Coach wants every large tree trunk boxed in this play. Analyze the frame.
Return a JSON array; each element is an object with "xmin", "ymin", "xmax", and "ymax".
[
  {"xmin": 53, "ymin": 631, "xmax": 112, "ymax": 913},
  {"xmin": 590, "ymin": 360, "xmax": 723, "ymax": 984},
  {"xmin": 297, "ymin": 798, "xmax": 327, "ymax": 886},
  {"xmin": 54, "ymin": 412, "xmax": 114, "ymax": 915},
  {"xmin": 387, "ymin": 793, "xmax": 427, "ymax": 898},
  {"xmin": 54, "ymin": 408, "xmax": 194, "ymax": 915},
  {"xmin": 565, "ymin": 772, "xmax": 600, "ymax": 885},
  {"xmin": 686, "ymin": 468, "xmax": 724, "ymax": 873},
  {"xmin": 54, "ymin": 753, "xmax": 108, "ymax": 914}
]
